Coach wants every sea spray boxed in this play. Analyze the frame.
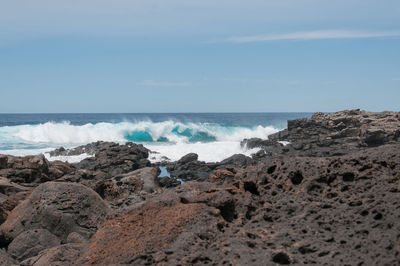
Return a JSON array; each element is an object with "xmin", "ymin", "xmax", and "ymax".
[{"xmin": 0, "ymin": 120, "xmax": 281, "ymax": 162}]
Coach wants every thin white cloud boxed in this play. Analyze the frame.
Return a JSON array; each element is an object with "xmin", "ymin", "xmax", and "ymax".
[
  {"xmin": 225, "ymin": 30, "xmax": 400, "ymax": 43},
  {"xmin": 137, "ymin": 80, "xmax": 191, "ymax": 87}
]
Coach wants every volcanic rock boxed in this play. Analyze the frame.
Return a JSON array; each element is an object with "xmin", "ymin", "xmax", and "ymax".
[
  {"xmin": 0, "ymin": 248, "xmax": 17, "ymax": 266},
  {"xmin": 93, "ymin": 167, "xmax": 160, "ymax": 207},
  {"xmin": 7, "ymin": 229, "xmax": 60, "ymax": 261},
  {"xmin": 267, "ymin": 109, "xmax": 400, "ymax": 157},
  {"xmin": 20, "ymin": 243, "xmax": 85, "ymax": 266},
  {"xmin": 74, "ymin": 141, "xmax": 151, "ymax": 176},
  {"xmin": 0, "ymin": 182, "xmax": 110, "ymax": 244},
  {"xmin": 0, "ymin": 155, "xmax": 74, "ymax": 186}
]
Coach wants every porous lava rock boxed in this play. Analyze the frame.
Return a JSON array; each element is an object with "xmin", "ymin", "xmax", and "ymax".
[
  {"xmin": 266, "ymin": 109, "xmax": 400, "ymax": 157},
  {"xmin": 0, "ymin": 182, "xmax": 110, "ymax": 244},
  {"xmin": 93, "ymin": 167, "xmax": 160, "ymax": 209},
  {"xmin": 73, "ymin": 141, "xmax": 151, "ymax": 176}
]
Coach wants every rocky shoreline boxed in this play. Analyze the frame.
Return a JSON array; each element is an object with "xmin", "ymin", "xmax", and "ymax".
[{"xmin": 0, "ymin": 109, "xmax": 399, "ymax": 265}]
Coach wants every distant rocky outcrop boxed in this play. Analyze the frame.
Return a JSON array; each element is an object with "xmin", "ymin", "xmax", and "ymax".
[{"xmin": 243, "ymin": 109, "xmax": 400, "ymax": 158}]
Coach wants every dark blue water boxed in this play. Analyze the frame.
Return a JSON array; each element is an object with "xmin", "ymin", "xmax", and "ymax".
[
  {"xmin": 0, "ymin": 113, "xmax": 311, "ymax": 128},
  {"xmin": 0, "ymin": 113, "xmax": 312, "ymax": 161}
]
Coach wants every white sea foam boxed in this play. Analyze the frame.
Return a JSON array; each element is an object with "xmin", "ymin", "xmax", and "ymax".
[
  {"xmin": 45, "ymin": 153, "xmax": 93, "ymax": 163},
  {"xmin": 0, "ymin": 120, "xmax": 280, "ymax": 163},
  {"xmin": 147, "ymin": 141, "xmax": 262, "ymax": 163}
]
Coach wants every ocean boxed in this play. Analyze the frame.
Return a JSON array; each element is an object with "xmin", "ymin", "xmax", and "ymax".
[{"xmin": 0, "ymin": 113, "xmax": 311, "ymax": 163}]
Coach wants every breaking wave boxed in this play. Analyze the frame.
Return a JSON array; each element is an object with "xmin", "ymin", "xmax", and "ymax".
[{"xmin": 0, "ymin": 120, "xmax": 280, "ymax": 162}]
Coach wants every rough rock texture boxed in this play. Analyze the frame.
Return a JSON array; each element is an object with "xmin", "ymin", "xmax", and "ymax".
[
  {"xmin": 0, "ymin": 110, "xmax": 399, "ymax": 265},
  {"xmin": 76, "ymin": 144, "xmax": 400, "ymax": 265},
  {"xmin": 0, "ymin": 177, "xmax": 31, "ymax": 196},
  {"xmin": 74, "ymin": 141, "xmax": 151, "ymax": 176},
  {"xmin": 265, "ymin": 109, "xmax": 400, "ymax": 157},
  {"xmin": 8, "ymin": 229, "xmax": 60, "ymax": 261},
  {"xmin": 164, "ymin": 153, "xmax": 253, "ymax": 183},
  {"xmin": 0, "ymin": 155, "xmax": 73, "ymax": 186},
  {"xmin": 81, "ymin": 200, "xmax": 209, "ymax": 265},
  {"xmin": 0, "ymin": 248, "xmax": 17, "ymax": 266},
  {"xmin": 0, "ymin": 178, "xmax": 31, "ymax": 225},
  {"xmin": 20, "ymin": 243, "xmax": 85, "ymax": 266},
  {"xmin": 0, "ymin": 182, "xmax": 110, "ymax": 244},
  {"xmin": 93, "ymin": 167, "xmax": 160, "ymax": 209}
]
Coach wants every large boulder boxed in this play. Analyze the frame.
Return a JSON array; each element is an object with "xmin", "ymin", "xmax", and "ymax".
[
  {"xmin": 94, "ymin": 167, "xmax": 160, "ymax": 203},
  {"xmin": 0, "ymin": 182, "xmax": 110, "ymax": 243},
  {"xmin": 0, "ymin": 155, "xmax": 50, "ymax": 184},
  {"xmin": 218, "ymin": 154, "xmax": 253, "ymax": 168},
  {"xmin": 177, "ymin": 153, "xmax": 198, "ymax": 164},
  {"xmin": 20, "ymin": 243, "xmax": 84, "ymax": 266},
  {"xmin": 80, "ymin": 200, "xmax": 208, "ymax": 265},
  {"xmin": 0, "ymin": 178, "xmax": 31, "ymax": 225},
  {"xmin": 0, "ymin": 155, "xmax": 75, "ymax": 186},
  {"xmin": 8, "ymin": 229, "xmax": 60, "ymax": 261},
  {"xmin": 73, "ymin": 142, "xmax": 151, "ymax": 177}
]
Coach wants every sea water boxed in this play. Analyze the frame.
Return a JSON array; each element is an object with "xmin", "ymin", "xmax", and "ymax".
[{"xmin": 0, "ymin": 113, "xmax": 311, "ymax": 163}]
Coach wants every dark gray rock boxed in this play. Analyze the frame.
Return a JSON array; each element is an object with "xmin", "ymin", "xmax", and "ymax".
[
  {"xmin": 94, "ymin": 167, "xmax": 160, "ymax": 203},
  {"xmin": 0, "ymin": 156, "xmax": 8, "ymax": 169},
  {"xmin": 0, "ymin": 182, "xmax": 110, "ymax": 243},
  {"xmin": 20, "ymin": 243, "xmax": 84, "ymax": 266},
  {"xmin": 0, "ymin": 248, "xmax": 17, "ymax": 265},
  {"xmin": 74, "ymin": 142, "xmax": 150, "ymax": 176},
  {"xmin": 177, "ymin": 153, "xmax": 198, "ymax": 164},
  {"xmin": 8, "ymin": 229, "xmax": 60, "ymax": 261},
  {"xmin": 218, "ymin": 154, "xmax": 253, "ymax": 168}
]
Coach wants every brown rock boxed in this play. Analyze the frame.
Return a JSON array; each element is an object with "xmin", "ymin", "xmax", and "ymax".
[
  {"xmin": 0, "ymin": 182, "xmax": 110, "ymax": 243},
  {"xmin": 0, "ymin": 248, "xmax": 17, "ymax": 266},
  {"xmin": 8, "ymin": 229, "xmax": 60, "ymax": 261},
  {"xmin": 94, "ymin": 167, "xmax": 160, "ymax": 203},
  {"xmin": 20, "ymin": 244, "xmax": 84, "ymax": 266},
  {"xmin": 81, "ymin": 201, "xmax": 205, "ymax": 265}
]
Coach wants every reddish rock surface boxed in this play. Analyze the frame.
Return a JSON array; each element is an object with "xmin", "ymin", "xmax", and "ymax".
[{"xmin": 82, "ymin": 201, "xmax": 206, "ymax": 265}]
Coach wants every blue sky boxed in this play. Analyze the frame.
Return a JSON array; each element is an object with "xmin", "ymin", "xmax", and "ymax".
[{"xmin": 0, "ymin": 0, "xmax": 399, "ymax": 112}]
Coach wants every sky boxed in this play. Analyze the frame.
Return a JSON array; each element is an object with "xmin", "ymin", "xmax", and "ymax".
[{"xmin": 0, "ymin": 0, "xmax": 399, "ymax": 113}]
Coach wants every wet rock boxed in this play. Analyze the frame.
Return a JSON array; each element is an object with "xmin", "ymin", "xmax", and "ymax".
[
  {"xmin": 240, "ymin": 138, "xmax": 279, "ymax": 149},
  {"xmin": 178, "ymin": 153, "xmax": 198, "ymax": 164},
  {"xmin": 158, "ymin": 177, "xmax": 182, "ymax": 188},
  {"xmin": 218, "ymin": 154, "xmax": 253, "ymax": 168}
]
